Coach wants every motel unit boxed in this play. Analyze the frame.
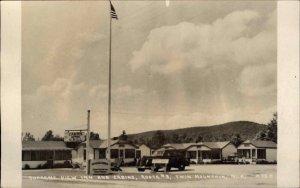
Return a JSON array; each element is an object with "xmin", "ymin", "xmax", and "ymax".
[
  {"xmin": 155, "ymin": 141, "xmax": 237, "ymax": 164},
  {"xmin": 72, "ymin": 139, "xmax": 152, "ymax": 167},
  {"xmin": 237, "ymin": 140, "xmax": 277, "ymax": 163},
  {"xmin": 22, "ymin": 141, "xmax": 72, "ymax": 169}
]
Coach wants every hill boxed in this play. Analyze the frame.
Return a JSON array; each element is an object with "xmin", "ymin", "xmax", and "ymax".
[{"xmin": 127, "ymin": 121, "xmax": 266, "ymax": 148}]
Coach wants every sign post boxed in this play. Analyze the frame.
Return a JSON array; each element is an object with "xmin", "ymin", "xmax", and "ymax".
[{"xmin": 86, "ymin": 110, "xmax": 90, "ymax": 175}]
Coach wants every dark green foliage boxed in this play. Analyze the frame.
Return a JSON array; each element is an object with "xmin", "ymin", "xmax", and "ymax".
[
  {"xmin": 41, "ymin": 130, "xmax": 64, "ymax": 141},
  {"xmin": 255, "ymin": 113, "xmax": 277, "ymax": 143},
  {"xmin": 22, "ymin": 132, "xmax": 36, "ymax": 141},
  {"xmin": 151, "ymin": 131, "xmax": 166, "ymax": 148},
  {"xmin": 127, "ymin": 121, "xmax": 266, "ymax": 148},
  {"xmin": 37, "ymin": 164, "xmax": 42, "ymax": 169},
  {"xmin": 231, "ymin": 134, "xmax": 243, "ymax": 146},
  {"xmin": 171, "ymin": 133, "xmax": 180, "ymax": 143},
  {"xmin": 256, "ymin": 160, "xmax": 277, "ymax": 164},
  {"xmin": 119, "ymin": 130, "xmax": 128, "ymax": 141},
  {"xmin": 90, "ymin": 132, "xmax": 100, "ymax": 140},
  {"xmin": 195, "ymin": 135, "xmax": 203, "ymax": 143},
  {"xmin": 23, "ymin": 164, "xmax": 30, "ymax": 169}
]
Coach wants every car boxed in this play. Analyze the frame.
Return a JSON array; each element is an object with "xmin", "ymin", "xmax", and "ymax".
[{"xmin": 137, "ymin": 149, "xmax": 189, "ymax": 172}]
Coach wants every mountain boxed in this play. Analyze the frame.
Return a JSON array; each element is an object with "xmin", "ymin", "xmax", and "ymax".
[{"xmin": 127, "ymin": 121, "xmax": 266, "ymax": 148}]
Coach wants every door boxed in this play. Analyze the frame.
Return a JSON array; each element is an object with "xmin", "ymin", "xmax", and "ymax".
[{"xmin": 119, "ymin": 149, "xmax": 124, "ymax": 159}]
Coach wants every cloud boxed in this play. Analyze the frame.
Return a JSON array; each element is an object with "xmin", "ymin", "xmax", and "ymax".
[
  {"xmin": 238, "ymin": 63, "xmax": 276, "ymax": 97},
  {"xmin": 129, "ymin": 10, "xmax": 275, "ymax": 74},
  {"xmin": 89, "ymin": 84, "xmax": 144, "ymax": 100}
]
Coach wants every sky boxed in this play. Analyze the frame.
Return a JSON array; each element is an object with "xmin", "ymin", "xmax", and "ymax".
[{"xmin": 22, "ymin": 1, "xmax": 277, "ymax": 139}]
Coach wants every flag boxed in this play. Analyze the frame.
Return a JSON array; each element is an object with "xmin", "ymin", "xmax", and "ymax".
[{"xmin": 110, "ymin": 2, "xmax": 118, "ymax": 20}]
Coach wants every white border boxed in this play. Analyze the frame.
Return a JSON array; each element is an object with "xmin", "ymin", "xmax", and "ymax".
[
  {"xmin": 1, "ymin": 1, "xmax": 22, "ymax": 187},
  {"xmin": 277, "ymin": 1, "xmax": 300, "ymax": 187}
]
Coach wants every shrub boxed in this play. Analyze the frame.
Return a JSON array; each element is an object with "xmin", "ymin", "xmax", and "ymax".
[
  {"xmin": 51, "ymin": 161, "xmax": 72, "ymax": 168},
  {"xmin": 23, "ymin": 164, "xmax": 30, "ymax": 170},
  {"xmin": 125, "ymin": 161, "xmax": 136, "ymax": 167},
  {"xmin": 36, "ymin": 164, "xmax": 42, "ymax": 169},
  {"xmin": 42, "ymin": 160, "xmax": 53, "ymax": 169},
  {"xmin": 210, "ymin": 160, "xmax": 223, "ymax": 164},
  {"xmin": 72, "ymin": 162, "xmax": 80, "ymax": 168},
  {"xmin": 256, "ymin": 160, "xmax": 277, "ymax": 164},
  {"xmin": 63, "ymin": 160, "xmax": 73, "ymax": 168}
]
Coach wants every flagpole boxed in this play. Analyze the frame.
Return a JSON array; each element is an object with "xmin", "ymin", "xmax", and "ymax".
[{"xmin": 107, "ymin": 0, "xmax": 112, "ymax": 174}]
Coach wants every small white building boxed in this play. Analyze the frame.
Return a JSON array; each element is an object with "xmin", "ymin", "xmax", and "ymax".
[
  {"xmin": 135, "ymin": 144, "xmax": 152, "ymax": 158},
  {"xmin": 72, "ymin": 139, "xmax": 139, "ymax": 166},
  {"xmin": 156, "ymin": 141, "xmax": 237, "ymax": 164},
  {"xmin": 22, "ymin": 141, "xmax": 72, "ymax": 169},
  {"xmin": 237, "ymin": 140, "xmax": 277, "ymax": 163}
]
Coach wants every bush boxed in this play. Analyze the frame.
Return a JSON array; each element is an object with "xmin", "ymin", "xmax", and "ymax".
[
  {"xmin": 52, "ymin": 160, "xmax": 72, "ymax": 168},
  {"xmin": 23, "ymin": 164, "xmax": 30, "ymax": 170},
  {"xmin": 222, "ymin": 161, "xmax": 238, "ymax": 164},
  {"xmin": 63, "ymin": 160, "xmax": 73, "ymax": 168},
  {"xmin": 210, "ymin": 160, "xmax": 223, "ymax": 164},
  {"xmin": 36, "ymin": 164, "xmax": 42, "ymax": 169},
  {"xmin": 256, "ymin": 160, "xmax": 277, "ymax": 164},
  {"xmin": 72, "ymin": 163, "xmax": 80, "ymax": 168},
  {"xmin": 42, "ymin": 160, "xmax": 53, "ymax": 169},
  {"xmin": 124, "ymin": 161, "xmax": 136, "ymax": 167}
]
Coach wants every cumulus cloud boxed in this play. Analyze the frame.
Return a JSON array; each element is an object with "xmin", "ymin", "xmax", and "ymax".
[
  {"xmin": 238, "ymin": 63, "xmax": 276, "ymax": 97},
  {"xmin": 129, "ymin": 10, "xmax": 275, "ymax": 74}
]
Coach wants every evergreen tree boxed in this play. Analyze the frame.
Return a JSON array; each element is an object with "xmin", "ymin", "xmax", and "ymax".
[
  {"xmin": 22, "ymin": 132, "xmax": 36, "ymax": 141},
  {"xmin": 90, "ymin": 132, "xmax": 100, "ymax": 140},
  {"xmin": 231, "ymin": 134, "xmax": 243, "ymax": 146},
  {"xmin": 119, "ymin": 130, "xmax": 128, "ymax": 141},
  {"xmin": 256, "ymin": 113, "xmax": 277, "ymax": 143}
]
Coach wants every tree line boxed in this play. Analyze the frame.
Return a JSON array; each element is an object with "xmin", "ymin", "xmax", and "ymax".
[
  {"xmin": 22, "ymin": 130, "xmax": 100, "ymax": 141},
  {"xmin": 128, "ymin": 112, "xmax": 278, "ymax": 148},
  {"xmin": 22, "ymin": 113, "xmax": 277, "ymax": 148}
]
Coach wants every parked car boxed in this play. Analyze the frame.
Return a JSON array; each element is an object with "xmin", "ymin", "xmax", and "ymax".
[{"xmin": 137, "ymin": 149, "xmax": 189, "ymax": 172}]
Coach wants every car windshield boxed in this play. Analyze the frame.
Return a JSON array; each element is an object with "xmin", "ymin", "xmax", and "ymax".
[{"xmin": 153, "ymin": 149, "xmax": 186, "ymax": 157}]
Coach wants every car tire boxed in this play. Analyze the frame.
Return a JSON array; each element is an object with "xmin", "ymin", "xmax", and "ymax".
[
  {"xmin": 179, "ymin": 165, "xmax": 185, "ymax": 171},
  {"xmin": 166, "ymin": 166, "xmax": 171, "ymax": 172},
  {"xmin": 138, "ymin": 168, "xmax": 145, "ymax": 172}
]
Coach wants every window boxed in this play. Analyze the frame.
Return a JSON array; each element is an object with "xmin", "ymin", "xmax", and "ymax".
[
  {"xmin": 31, "ymin": 151, "xmax": 36, "ymax": 160},
  {"xmin": 239, "ymin": 149, "xmax": 251, "ymax": 158},
  {"xmin": 99, "ymin": 149, "xmax": 106, "ymax": 159},
  {"xmin": 119, "ymin": 149, "xmax": 124, "ymax": 158},
  {"xmin": 47, "ymin": 151, "xmax": 54, "ymax": 160},
  {"xmin": 22, "ymin": 151, "xmax": 31, "ymax": 161},
  {"xmin": 55, "ymin": 151, "xmax": 63, "ymax": 160},
  {"xmin": 136, "ymin": 150, "xmax": 141, "ymax": 158},
  {"xmin": 64, "ymin": 150, "xmax": 72, "ymax": 160},
  {"xmin": 211, "ymin": 150, "xmax": 221, "ymax": 159},
  {"xmin": 125, "ymin": 149, "xmax": 135, "ymax": 158},
  {"xmin": 111, "ymin": 149, "xmax": 119, "ymax": 159},
  {"xmin": 187, "ymin": 151, "xmax": 197, "ymax": 159},
  {"xmin": 202, "ymin": 151, "xmax": 211, "ymax": 159},
  {"xmin": 257, "ymin": 149, "xmax": 266, "ymax": 159},
  {"xmin": 40, "ymin": 151, "xmax": 47, "ymax": 160},
  {"xmin": 84, "ymin": 149, "xmax": 86, "ymax": 160}
]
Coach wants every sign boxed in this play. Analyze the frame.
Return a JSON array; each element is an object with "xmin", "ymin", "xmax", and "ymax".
[
  {"xmin": 90, "ymin": 159, "xmax": 110, "ymax": 175},
  {"xmin": 152, "ymin": 159, "xmax": 169, "ymax": 164},
  {"xmin": 64, "ymin": 130, "xmax": 86, "ymax": 142}
]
